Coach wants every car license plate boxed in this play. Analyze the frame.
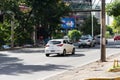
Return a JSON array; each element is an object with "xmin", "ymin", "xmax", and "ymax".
[
  {"xmin": 51, "ymin": 50, "xmax": 55, "ymax": 52},
  {"xmin": 83, "ymin": 43, "xmax": 86, "ymax": 44},
  {"xmin": 82, "ymin": 42, "xmax": 85, "ymax": 44}
]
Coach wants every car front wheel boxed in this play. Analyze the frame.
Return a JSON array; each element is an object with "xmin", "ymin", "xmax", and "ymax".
[
  {"xmin": 78, "ymin": 45, "xmax": 81, "ymax": 48},
  {"xmin": 46, "ymin": 54, "xmax": 49, "ymax": 57},
  {"xmin": 62, "ymin": 49, "xmax": 66, "ymax": 56}
]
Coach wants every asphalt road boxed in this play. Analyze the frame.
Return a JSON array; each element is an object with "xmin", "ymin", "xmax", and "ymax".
[{"xmin": 0, "ymin": 39, "xmax": 120, "ymax": 80}]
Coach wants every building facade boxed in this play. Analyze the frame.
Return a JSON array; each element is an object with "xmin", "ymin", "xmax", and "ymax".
[{"xmin": 63, "ymin": 0, "xmax": 92, "ymax": 29}]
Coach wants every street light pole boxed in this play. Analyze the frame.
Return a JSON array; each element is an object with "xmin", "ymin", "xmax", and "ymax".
[
  {"xmin": 91, "ymin": 0, "xmax": 93, "ymax": 37},
  {"xmin": 91, "ymin": 12, "xmax": 93, "ymax": 37},
  {"xmin": 101, "ymin": 0, "xmax": 106, "ymax": 62}
]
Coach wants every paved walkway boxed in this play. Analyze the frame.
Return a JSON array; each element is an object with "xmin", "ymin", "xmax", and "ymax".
[{"xmin": 44, "ymin": 53, "xmax": 120, "ymax": 80}]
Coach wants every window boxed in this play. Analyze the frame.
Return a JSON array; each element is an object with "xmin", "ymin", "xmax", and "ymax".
[{"xmin": 49, "ymin": 41, "xmax": 61, "ymax": 44}]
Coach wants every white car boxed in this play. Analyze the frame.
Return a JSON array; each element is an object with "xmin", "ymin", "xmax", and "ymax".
[{"xmin": 45, "ymin": 39, "xmax": 75, "ymax": 57}]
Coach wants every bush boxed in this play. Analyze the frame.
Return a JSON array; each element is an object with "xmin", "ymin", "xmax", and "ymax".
[{"xmin": 68, "ymin": 30, "xmax": 82, "ymax": 42}]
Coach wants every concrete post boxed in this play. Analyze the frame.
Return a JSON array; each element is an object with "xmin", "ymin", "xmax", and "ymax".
[{"xmin": 100, "ymin": 0, "xmax": 106, "ymax": 62}]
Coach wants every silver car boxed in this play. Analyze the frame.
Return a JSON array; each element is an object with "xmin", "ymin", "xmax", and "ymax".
[
  {"xmin": 78, "ymin": 35, "xmax": 95, "ymax": 48},
  {"xmin": 94, "ymin": 35, "xmax": 108, "ymax": 44}
]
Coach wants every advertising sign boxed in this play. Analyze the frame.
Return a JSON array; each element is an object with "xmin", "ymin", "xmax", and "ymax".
[{"xmin": 61, "ymin": 18, "xmax": 75, "ymax": 29}]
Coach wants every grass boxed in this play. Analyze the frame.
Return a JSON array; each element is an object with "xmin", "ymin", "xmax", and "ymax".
[
  {"xmin": 108, "ymin": 66, "xmax": 120, "ymax": 72},
  {"xmin": 108, "ymin": 59, "xmax": 120, "ymax": 72}
]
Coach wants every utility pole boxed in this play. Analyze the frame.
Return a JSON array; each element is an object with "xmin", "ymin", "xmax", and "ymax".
[{"xmin": 101, "ymin": 0, "xmax": 106, "ymax": 62}]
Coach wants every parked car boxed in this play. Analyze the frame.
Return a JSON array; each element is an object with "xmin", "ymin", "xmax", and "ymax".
[
  {"xmin": 1, "ymin": 45, "xmax": 11, "ymax": 49},
  {"xmin": 94, "ymin": 35, "xmax": 108, "ymax": 44},
  {"xmin": 78, "ymin": 35, "xmax": 95, "ymax": 48},
  {"xmin": 114, "ymin": 35, "xmax": 120, "ymax": 41},
  {"xmin": 45, "ymin": 39, "xmax": 75, "ymax": 57}
]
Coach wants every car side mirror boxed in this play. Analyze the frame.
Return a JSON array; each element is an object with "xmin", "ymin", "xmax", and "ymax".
[{"xmin": 93, "ymin": 37, "xmax": 95, "ymax": 40}]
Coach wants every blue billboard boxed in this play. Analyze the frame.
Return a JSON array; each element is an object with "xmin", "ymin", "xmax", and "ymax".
[{"xmin": 61, "ymin": 18, "xmax": 75, "ymax": 29}]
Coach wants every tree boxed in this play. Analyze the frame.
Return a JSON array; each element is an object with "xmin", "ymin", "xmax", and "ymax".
[
  {"xmin": 0, "ymin": 14, "xmax": 3, "ymax": 23},
  {"xmin": 80, "ymin": 16, "xmax": 100, "ymax": 36},
  {"xmin": 106, "ymin": 0, "xmax": 120, "ymax": 34},
  {"xmin": 25, "ymin": 0, "xmax": 71, "ymax": 41},
  {"xmin": 0, "ymin": 0, "xmax": 34, "ymax": 46},
  {"xmin": 106, "ymin": 25, "xmax": 114, "ymax": 36},
  {"xmin": 0, "ymin": 0, "xmax": 71, "ymax": 46},
  {"xmin": 112, "ymin": 17, "xmax": 120, "ymax": 34},
  {"xmin": 106, "ymin": 0, "xmax": 120, "ymax": 17},
  {"xmin": 0, "ymin": 24, "xmax": 6, "ymax": 46}
]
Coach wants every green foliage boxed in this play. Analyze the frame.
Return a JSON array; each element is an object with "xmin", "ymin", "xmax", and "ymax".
[
  {"xmin": 81, "ymin": 16, "xmax": 100, "ymax": 36},
  {"xmin": 106, "ymin": 25, "xmax": 114, "ymax": 35},
  {"xmin": 52, "ymin": 32, "xmax": 63, "ymax": 39},
  {"xmin": 110, "ymin": 16, "xmax": 120, "ymax": 34},
  {"xmin": 68, "ymin": 30, "xmax": 81, "ymax": 42},
  {"xmin": 14, "ymin": 31, "xmax": 33, "ymax": 46},
  {"xmin": 0, "ymin": 24, "xmax": 5, "ymax": 46},
  {"xmin": 0, "ymin": 0, "xmax": 71, "ymax": 47},
  {"xmin": 106, "ymin": 0, "xmax": 120, "ymax": 17},
  {"xmin": 105, "ymin": 31, "xmax": 110, "ymax": 38},
  {"xmin": 0, "ymin": 22, "xmax": 11, "ymax": 47}
]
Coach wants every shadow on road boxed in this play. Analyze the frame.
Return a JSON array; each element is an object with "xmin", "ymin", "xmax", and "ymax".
[
  {"xmin": 0, "ymin": 53, "xmax": 22, "ymax": 64},
  {"xmin": 49, "ymin": 53, "xmax": 85, "ymax": 57},
  {"xmin": 8, "ymin": 48, "xmax": 44, "ymax": 54},
  {"xmin": 0, "ymin": 53, "xmax": 71, "ymax": 75}
]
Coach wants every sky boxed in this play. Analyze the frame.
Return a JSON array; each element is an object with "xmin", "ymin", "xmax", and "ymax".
[
  {"xmin": 93, "ymin": 0, "xmax": 114, "ymax": 25},
  {"xmin": 93, "ymin": 0, "xmax": 113, "ymax": 5},
  {"xmin": 105, "ymin": 0, "xmax": 113, "ymax": 3}
]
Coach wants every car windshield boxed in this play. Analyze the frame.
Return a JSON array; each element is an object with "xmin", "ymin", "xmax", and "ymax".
[
  {"xmin": 48, "ymin": 41, "xmax": 61, "ymax": 44},
  {"xmin": 97, "ymin": 36, "xmax": 100, "ymax": 38},
  {"xmin": 80, "ymin": 37, "xmax": 89, "ymax": 40},
  {"xmin": 115, "ymin": 35, "xmax": 120, "ymax": 37}
]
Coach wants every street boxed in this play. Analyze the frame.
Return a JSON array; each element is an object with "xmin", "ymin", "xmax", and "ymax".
[{"xmin": 0, "ymin": 39, "xmax": 120, "ymax": 80}]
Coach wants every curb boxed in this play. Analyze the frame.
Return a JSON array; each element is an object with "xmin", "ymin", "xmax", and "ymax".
[{"xmin": 86, "ymin": 77, "xmax": 120, "ymax": 80}]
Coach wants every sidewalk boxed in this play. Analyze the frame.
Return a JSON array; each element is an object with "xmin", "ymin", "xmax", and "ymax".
[{"xmin": 44, "ymin": 53, "xmax": 120, "ymax": 80}]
